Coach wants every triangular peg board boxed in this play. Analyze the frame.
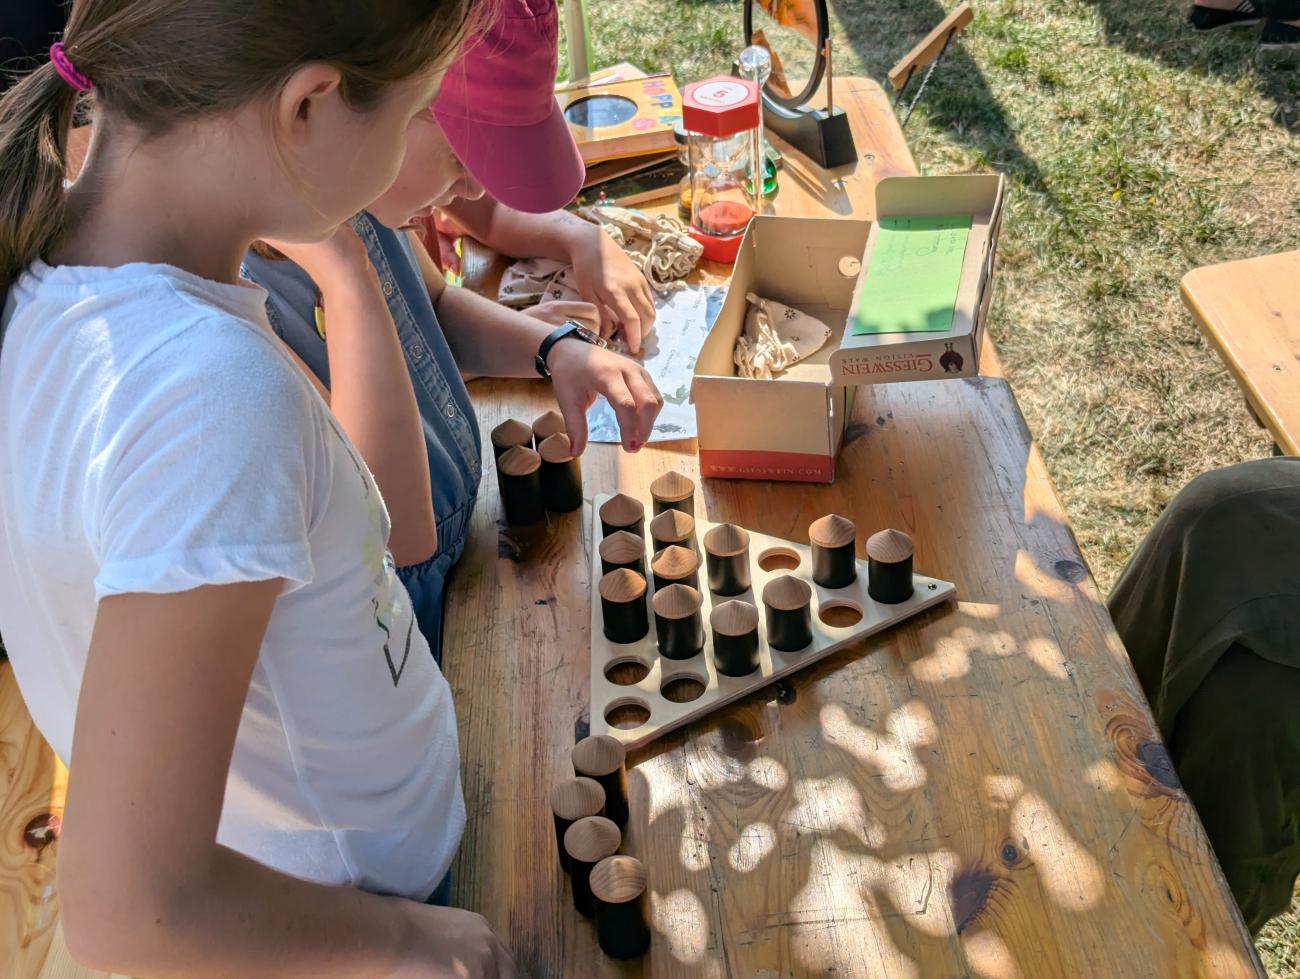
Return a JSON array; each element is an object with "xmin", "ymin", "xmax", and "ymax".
[{"xmin": 589, "ymin": 494, "xmax": 956, "ymax": 750}]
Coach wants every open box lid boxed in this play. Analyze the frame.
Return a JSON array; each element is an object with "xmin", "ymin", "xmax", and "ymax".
[{"xmin": 831, "ymin": 173, "xmax": 1005, "ymax": 383}]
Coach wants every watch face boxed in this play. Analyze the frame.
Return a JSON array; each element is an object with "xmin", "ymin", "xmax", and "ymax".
[{"xmin": 571, "ymin": 324, "xmax": 610, "ymax": 348}]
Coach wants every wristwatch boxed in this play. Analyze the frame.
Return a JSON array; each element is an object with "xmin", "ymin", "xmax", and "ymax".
[{"xmin": 535, "ymin": 320, "xmax": 608, "ymax": 379}]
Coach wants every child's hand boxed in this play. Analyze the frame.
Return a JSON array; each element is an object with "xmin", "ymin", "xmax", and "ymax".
[
  {"xmin": 262, "ymin": 224, "xmax": 374, "ymax": 292},
  {"xmin": 568, "ymin": 226, "xmax": 657, "ymax": 355},
  {"xmin": 521, "ymin": 300, "xmax": 601, "ymax": 333},
  {"xmin": 403, "ymin": 904, "xmax": 516, "ymax": 978},
  {"xmin": 546, "ymin": 339, "xmax": 663, "ymax": 454}
]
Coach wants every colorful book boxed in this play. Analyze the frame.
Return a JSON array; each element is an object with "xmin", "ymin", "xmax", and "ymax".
[{"xmin": 556, "ymin": 75, "xmax": 683, "ymax": 166}]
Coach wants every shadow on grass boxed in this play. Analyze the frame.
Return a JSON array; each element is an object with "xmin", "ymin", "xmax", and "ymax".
[{"xmin": 1080, "ymin": 0, "xmax": 1300, "ymax": 130}]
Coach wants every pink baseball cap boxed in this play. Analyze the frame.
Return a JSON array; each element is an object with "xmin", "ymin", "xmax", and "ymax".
[{"xmin": 433, "ymin": 0, "xmax": 585, "ymax": 214}]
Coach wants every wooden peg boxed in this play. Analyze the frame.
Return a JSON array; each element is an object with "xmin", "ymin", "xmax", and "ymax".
[
  {"xmin": 703, "ymin": 523, "xmax": 751, "ymax": 596},
  {"xmin": 650, "ymin": 470, "xmax": 695, "ymax": 515},
  {"xmin": 563, "ymin": 815, "xmax": 621, "ymax": 918},
  {"xmin": 649, "ymin": 508, "xmax": 695, "ymax": 554},
  {"xmin": 549, "ymin": 776, "xmax": 606, "ymax": 874},
  {"xmin": 598, "ymin": 569, "xmax": 649, "ymax": 645},
  {"xmin": 490, "ymin": 418, "xmax": 533, "ymax": 460},
  {"xmin": 497, "ymin": 446, "xmax": 545, "ymax": 526},
  {"xmin": 538, "ymin": 432, "xmax": 583, "ymax": 513},
  {"xmin": 591, "ymin": 855, "xmax": 651, "ymax": 959},
  {"xmin": 599, "ymin": 531, "xmax": 645, "ymax": 577},
  {"xmin": 599, "ymin": 493, "xmax": 645, "ymax": 539},
  {"xmin": 762, "ymin": 574, "xmax": 813, "ymax": 652},
  {"xmin": 710, "ymin": 600, "xmax": 760, "ymax": 677},
  {"xmin": 651, "ymin": 545, "xmax": 700, "ymax": 593},
  {"xmin": 652, "ymin": 584, "xmax": 705, "ymax": 660},
  {"xmin": 867, "ymin": 528, "xmax": 915, "ymax": 604},
  {"xmin": 532, "ymin": 408, "xmax": 566, "ymax": 448},
  {"xmin": 572, "ymin": 735, "xmax": 629, "ymax": 827},
  {"xmin": 809, "ymin": 513, "xmax": 857, "ymax": 589}
]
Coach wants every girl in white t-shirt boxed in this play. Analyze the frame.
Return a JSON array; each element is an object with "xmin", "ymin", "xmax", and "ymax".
[{"xmin": 0, "ymin": 2, "xmax": 514, "ymax": 977}]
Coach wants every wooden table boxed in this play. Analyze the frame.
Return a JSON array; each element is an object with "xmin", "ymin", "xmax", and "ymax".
[
  {"xmin": 1182, "ymin": 251, "xmax": 1300, "ymax": 456},
  {"xmin": 0, "ymin": 78, "xmax": 1260, "ymax": 977}
]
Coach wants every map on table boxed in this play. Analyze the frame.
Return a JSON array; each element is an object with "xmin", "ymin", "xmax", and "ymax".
[{"xmin": 586, "ymin": 284, "xmax": 725, "ymax": 444}]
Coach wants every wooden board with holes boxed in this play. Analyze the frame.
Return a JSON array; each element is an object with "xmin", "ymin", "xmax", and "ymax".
[
  {"xmin": 589, "ymin": 494, "xmax": 956, "ymax": 749},
  {"xmin": 1182, "ymin": 251, "xmax": 1300, "ymax": 456}
]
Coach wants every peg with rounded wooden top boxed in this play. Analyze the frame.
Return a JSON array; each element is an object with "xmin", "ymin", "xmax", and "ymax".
[
  {"xmin": 599, "ymin": 531, "xmax": 645, "ymax": 577},
  {"xmin": 497, "ymin": 445, "xmax": 544, "ymax": 525},
  {"xmin": 563, "ymin": 815, "xmax": 621, "ymax": 917},
  {"xmin": 809, "ymin": 513, "xmax": 857, "ymax": 589},
  {"xmin": 652, "ymin": 584, "xmax": 705, "ymax": 660},
  {"xmin": 549, "ymin": 776, "xmax": 605, "ymax": 874},
  {"xmin": 650, "ymin": 544, "xmax": 700, "ymax": 593},
  {"xmin": 489, "ymin": 418, "xmax": 532, "ymax": 460},
  {"xmin": 591, "ymin": 855, "xmax": 651, "ymax": 959},
  {"xmin": 703, "ymin": 523, "xmax": 751, "ymax": 596},
  {"xmin": 537, "ymin": 432, "xmax": 582, "ymax": 513},
  {"xmin": 710, "ymin": 599, "xmax": 760, "ymax": 676},
  {"xmin": 867, "ymin": 528, "xmax": 915, "ymax": 604},
  {"xmin": 531, "ymin": 408, "xmax": 566, "ymax": 447},
  {"xmin": 650, "ymin": 469, "xmax": 694, "ymax": 516},
  {"xmin": 649, "ymin": 507, "xmax": 695, "ymax": 554},
  {"xmin": 762, "ymin": 574, "xmax": 813, "ymax": 652},
  {"xmin": 599, "ymin": 493, "xmax": 645, "ymax": 539},
  {"xmin": 572, "ymin": 735, "xmax": 629, "ymax": 828},
  {"xmin": 599, "ymin": 569, "xmax": 649, "ymax": 645}
]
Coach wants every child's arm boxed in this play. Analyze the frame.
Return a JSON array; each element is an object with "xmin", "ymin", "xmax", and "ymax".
[
  {"xmin": 439, "ymin": 196, "xmax": 657, "ymax": 354},
  {"xmin": 59, "ymin": 583, "xmax": 513, "ymax": 977},
  {"xmin": 414, "ymin": 231, "xmax": 661, "ymax": 454},
  {"xmin": 269, "ymin": 229, "xmax": 436, "ymax": 567}
]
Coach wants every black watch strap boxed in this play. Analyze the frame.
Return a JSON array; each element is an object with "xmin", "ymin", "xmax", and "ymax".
[{"xmin": 535, "ymin": 321, "xmax": 607, "ymax": 379}]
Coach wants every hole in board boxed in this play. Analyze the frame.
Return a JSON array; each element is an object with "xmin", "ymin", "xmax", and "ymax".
[
  {"xmin": 661, "ymin": 675, "xmax": 706, "ymax": 703},
  {"xmin": 605, "ymin": 659, "xmax": 650, "ymax": 685},
  {"xmin": 605, "ymin": 699, "xmax": 651, "ymax": 730},
  {"xmin": 819, "ymin": 600, "xmax": 863, "ymax": 629},
  {"xmin": 757, "ymin": 547, "xmax": 801, "ymax": 573}
]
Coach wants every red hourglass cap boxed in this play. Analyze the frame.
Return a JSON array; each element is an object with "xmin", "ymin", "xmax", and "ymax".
[{"xmin": 683, "ymin": 76, "xmax": 760, "ymax": 138}]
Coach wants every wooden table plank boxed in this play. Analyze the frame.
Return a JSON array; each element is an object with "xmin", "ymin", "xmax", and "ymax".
[
  {"xmin": 444, "ymin": 79, "xmax": 1262, "ymax": 975},
  {"xmin": 1182, "ymin": 251, "xmax": 1300, "ymax": 456}
]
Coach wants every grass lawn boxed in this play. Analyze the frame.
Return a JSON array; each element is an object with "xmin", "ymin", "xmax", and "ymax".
[{"xmin": 570, "ymin": 0, "xmax": 1299, "ymax": 972}]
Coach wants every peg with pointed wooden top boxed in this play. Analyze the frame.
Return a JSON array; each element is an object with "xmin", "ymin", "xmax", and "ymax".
[
  {"xmin": 549, "ymin": 777, "xmax": 605, "ymax": 873},
  {"xmin": 867, "ymin": 528, "xmax": 914, "ymax": 604},
  {"xmin": 710, "ymin": 599, "xmax": 760, "ymax": 676},
  {"xmin": 649, "ymin": 508, "xmax": 695, "ymax": 554},
  {"xmin": 572, "ymin": 735, "xmax": 629, "ymax": 827},
  {"xmin": 598, "ymin": 569, "xmax": 648, "ymax": 645},
  {"xmin": 651, "ymin": 544, "xmax": 700, "ymax": 593},
  {"xmin": 599, "ymin": 493, "xmax": 645, "ymax": 539},
  {"xmin": 650, "ymin": 470, "xmax": 694, "ymax": 515},
  {"xmin": 653, "ymin": 584, "xmax": 705, "ymax": 660},
  {"xmin": 531, "ymin": 408, "xmax": 566, "ymax": 447},
  {"xmin": 809, "ymin": 513, "xmax": 857, "ymax": 588},
  {"xmin": 497, "ymin": 445, "xmax": 544, "ymax": 525},
  {"xmin": 762, "ymin": 574, "xmax": 813, "ymax": 651},
  {"xmin": 591, "ymin": 855, "xmax": 651, "ymax": 959},
  {"xmin": 704, "ymin": 523, "xmax": 751, "ymax": 596},
  {"xmin": 563, "ymin": 815, "xmax": 621, "ymax": 917},
  {"xmin": 489, "ymin": 418, "xmax": 533, "ymax": 460},
  {"xmin": 538, "ymin": 432, "xmax": 582, "ymax": 513},
  {"xmin": 599, "ymin": 531, "xmax": 645, "ymax": 577}
]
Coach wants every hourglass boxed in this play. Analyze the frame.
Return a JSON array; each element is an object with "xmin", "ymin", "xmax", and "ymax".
[{"xmin": 682, "ymin": 76, "xmax": 762, "ymax": 263}]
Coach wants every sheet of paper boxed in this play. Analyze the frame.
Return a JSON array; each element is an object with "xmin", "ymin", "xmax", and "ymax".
[
  {"xmin": 586, "ymin": 284, "xmax": 725, "ymax": 443},
  {"xmin": 851, "ymin": 214, "xmax": 972, "ymax": 335}
]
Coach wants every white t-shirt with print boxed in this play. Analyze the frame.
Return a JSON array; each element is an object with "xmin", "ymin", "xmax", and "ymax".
[{"xmin": 0, "ymin": 260, "xmax": 464, "ymax": 899}]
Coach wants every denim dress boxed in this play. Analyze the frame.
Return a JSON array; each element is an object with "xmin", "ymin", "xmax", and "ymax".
[{"xmin": 241, "ymin": 213, "xmax": 482, "ymax": 664}]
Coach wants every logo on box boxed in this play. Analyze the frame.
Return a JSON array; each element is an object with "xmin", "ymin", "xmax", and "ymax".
[{"xmin": 838, "ymin": 350, "xmax": 935, "ymax": 377}]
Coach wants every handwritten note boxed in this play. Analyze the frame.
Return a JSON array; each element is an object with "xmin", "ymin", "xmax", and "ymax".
[{"xmin": 852, "ymin": 214, "xmax": 972, "ymax": 335}]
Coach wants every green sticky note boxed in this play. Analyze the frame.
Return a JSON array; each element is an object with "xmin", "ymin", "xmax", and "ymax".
[{"xmin": 851, "ymin": 214, "xmax": 972, "ymax": 335}]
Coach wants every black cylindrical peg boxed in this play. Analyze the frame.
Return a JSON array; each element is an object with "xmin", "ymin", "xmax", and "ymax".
[
  {"xmin": 537, "ymin": 432, "xmax": 583, "ymax": 513},
  {"xmin": 497, "ymin": 445, "xmax": 545, "ymax": 526},
  {"xmin": 650, "ymin": 470, "xmax": 694, "ymax": 516},
  {"xmin": 599, "ymin": 569, "xmax": 648, "ymax": 644},
  {"xmin": 710, "ymin": 600, "xmax": 761, "ymax": 677},
  {"xmin": 649, "ymin": 508, "xmax": 695, "ymax": 554},
  {"xmin": 867, "ymin": 528, "xmax": 915, "ymax": 604},
  {"xmin": 762, "ymin": 574, "xmax": 814, "ymax": 652},
  {"xmin": 599, "ymin": 531, "xmax": 645, "ymax": 577},
  {"xmin": 809, "ymin": 513, "xmax": 857, "ymax": 589},
  {"xmin": 652, "ymin": 584, "xmax": 705, "ymax": 660},
  {"xmin": 490, "ymin": 418, "xmax": 533, "ymax": 460},
  {"xmin": 550, "ymin": 777, "xmax": 606, "ymax": 874},
  {"xmin": 703, "ymin": 523, "xmax": 751, "ymax": 596},
  {"xmin": 532, "ymin": 408, "xmax": 566, "ymax": 448},
  {"xmin": 572, "ymin": 735, "xmax": 629, "ymax": 828},
  {"xmin": 600, "ymin": 494, "xmax": 645, "ymax": 539},
  {"xmin": 591, "ymin": 856, "xmax": 652, "ymax": 959},
  {"xmin": 563, "ymin": 816, "xmax": 621, "ymax": 918},
  {"xmin": 651, "ymin": 545, "xmax": 700, "ymax": 593}
]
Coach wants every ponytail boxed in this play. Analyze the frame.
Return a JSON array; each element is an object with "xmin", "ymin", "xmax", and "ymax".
[{"xmin": 0, "ymin": 61, "xmax": 80, "ymax": 297}]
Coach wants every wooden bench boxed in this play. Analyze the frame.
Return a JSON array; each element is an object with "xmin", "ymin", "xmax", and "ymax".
[{"xmin": 1182, "ymin": 250, "xmax": 1300, "ymax": 455}]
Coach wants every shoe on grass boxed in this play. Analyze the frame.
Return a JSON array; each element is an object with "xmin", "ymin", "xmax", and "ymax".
[
  {"xmin": 1260, "ymin": 17, "xmax": 1300, "ymax": 47},
  {"xmin": 1188, "ymin": 0, "xmax": 1262, "ymax": 31}
]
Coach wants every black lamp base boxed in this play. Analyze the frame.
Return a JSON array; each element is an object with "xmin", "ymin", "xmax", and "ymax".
[{"xmin": 763, "ymin": 98, "xmax": 857, "ymax": 170}]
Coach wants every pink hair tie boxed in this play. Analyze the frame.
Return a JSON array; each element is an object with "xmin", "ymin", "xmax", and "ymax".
[{"xmin": 50, "ymin": 42, "xmax": 94, "ymax": 93}]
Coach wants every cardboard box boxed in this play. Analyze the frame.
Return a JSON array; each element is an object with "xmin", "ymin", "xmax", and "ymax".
[{"xmin": 691, "ymin": 174, "xmax": 1004, "ymax": 483}]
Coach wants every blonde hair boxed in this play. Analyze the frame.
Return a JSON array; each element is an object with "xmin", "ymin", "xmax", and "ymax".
[{"xmin": 0, "ymin": 0, "xmax": 484, "ymax": 295}]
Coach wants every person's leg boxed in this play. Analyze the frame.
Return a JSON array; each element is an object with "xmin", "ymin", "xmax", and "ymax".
[
  {"xmin": 1261, "ymin": 0, "xmax": 1300, "ymax": 46},
  {"xmin": 1188, "ymin": 0, "xmax": 1263, "ymax": 32},
  {"xmin": 1168, "ymin": 644, "xmax": 1300, "ymax": 933}
]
